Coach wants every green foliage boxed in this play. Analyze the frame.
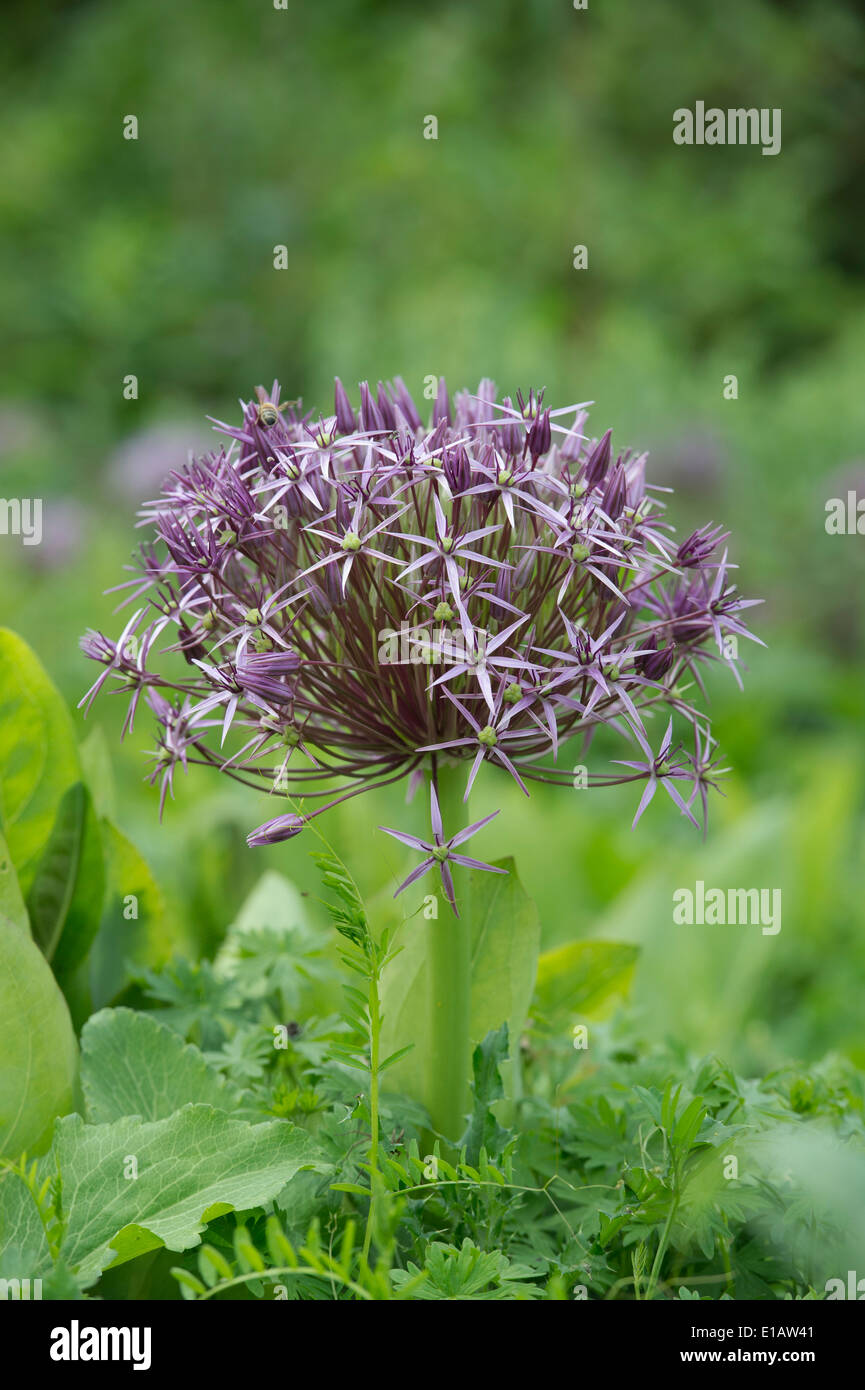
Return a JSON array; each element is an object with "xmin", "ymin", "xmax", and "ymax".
[
  {"xmin": 80, "ymin": 1008, "xmax": 248, "ymax": 1123},
  {"xmin": 170, "ymin": 1211, "xmax": 410, "ymax": 1302},
  {"xmin": 379, "ymin": 857, "xmax": 539, "ymax": 1105},
  {"xmin": 0, "ymin": 913, "xmax": 78, "ymax": 1158},
  {"xmin": 0, "ymin": 629, "xmax": 176, "ymax": 1036},
  {"xmin": 534, "ymin": 940, "xmax": 640, "ymax": 1021},
  {"xmin": 27, "ymin": 781, "xmax": 105, "ymax": 984},
  {"xmin": 0, "ymin": 1006, "xmax": 328, "ymax": 1293},
  {"xmin": 3, "ymin": 625, "xmax": 865, "ymax": 1301},
  {"xmin": 0, "ymin": 630, "xmax": 82, "ymax": 896},
  {"xmin": 309, "ymin": 849, "xmax": 372, "ymax": 953},
  {"xmin": 87, "ymin": 820, "xmax": 172, "ymax": 1009},
  {"xmin": 392, "ymin": 1238, "xmax": 541, "ymax": 1301},
  {"xmin": 0, "ymin": 832, "xmax": 30, "ymax": 935},
  {"xmin": 4, "ymin": 826, "xmax": 865, "ymax": 1299},
  {"xmin": 461, "ymin": 1024, "xmax": 509, "ymax": 1165},
  {"xmin": 2, "ymin": 0, "xmax": 865, "ymax": 1305}
]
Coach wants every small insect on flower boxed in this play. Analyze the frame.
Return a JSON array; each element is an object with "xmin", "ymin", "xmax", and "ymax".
[{"xmin": 257, "ymin": 401, "xmax": 281, "ymax": 428}]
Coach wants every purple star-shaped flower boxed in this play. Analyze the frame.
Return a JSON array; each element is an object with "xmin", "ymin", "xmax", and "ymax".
[
  {"xmin": 81, "ymin": 377, "xmax": 760, "ymax": 848},
  {"xmin": 613, "ymin": 715, "xmax": 699, "ymax": 829},
  {"xmin": 379, "ymin": 783, "xmax": 506, "ymax": 916}
]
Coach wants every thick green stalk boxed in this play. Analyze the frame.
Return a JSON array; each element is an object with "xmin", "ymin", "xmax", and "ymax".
[{"xmin": 426, "ymin": 765, "xmax": 471, "ymax": 1149}]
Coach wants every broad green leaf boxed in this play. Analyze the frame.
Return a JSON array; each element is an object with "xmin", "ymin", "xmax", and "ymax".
[
  {"xmin": 88, "ymin": 821, "xmax": 172, "ymax": 1008},
  {"xmin": 80, "ymin": 1008, "xmax": 246, "ymax": 1123},
  {"xmin": 376, "ymin": 891, "xmax": 427, "ymax": 1101},
  {"xmin": 213, "ymin": 871, "xmax": 334, "ymax": 1016},
  {"xmin": 57, "ymin": 959, "xmax": 98, "ymax": 1035},
  {"xmin": 214, "ymin": 869, "xmax": 313, "ymax": 980},
  {"xmin": 78, "ymin": 726, "xmax": 116, "ymax": 822},
  {"xmin": 0, "ymin": 913, "xmax": 78, "ymax": 1159},
  {"xmin": 0, "ymin": 630, "xmax": 81, "ymax": 895},
  {"xmin": 26, "ymin": 782, "xmax": 105, "ymax": 981},
  {"xmin": 464, "ymin": 858, "xmax": 540, "ymax": 1094},
  {"xmin": 30, "ymin": 1106, "xmax": 327, "ymax": 1286},
  {"xmin": 0, "ymin": 831, "xmax": 30, "ymax": 937},
  {"xmin": 534, "ymin": 940, "xmax": 639, "ymax": 1020},
  {"xmin": 231, "ymin": 869, "xmax": 312, "ymax": 936},
  {"xmin": 379, "ymin": 857, "xmax": 539, "ymax": 1106}
]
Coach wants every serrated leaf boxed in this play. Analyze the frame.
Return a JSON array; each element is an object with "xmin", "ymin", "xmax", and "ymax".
[
  {"xmin": 24, "ymin": 1106, "xmax": 328, "ymax": 1286},
  {"xmin": 80, "ymin": 1008, "xmax": 249, "ymax": 1123},
  {"xmin": 390, "ymin": 1237, "xmax": 541, "ymax": 1300},
  {"xmin": 461, "ymin": 1023, "xmax": 509, "ymax": 1164},
  {"xmin": 0, "ymin": 1170, "xmax": 52, "ymax": 1271}
]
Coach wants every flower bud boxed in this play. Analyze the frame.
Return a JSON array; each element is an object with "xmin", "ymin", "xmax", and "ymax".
[
  {"xmin": 247, "ymin": 813, "xmax": 305, "ymax": 846},
  {"xmin": 583, "ymin": 428, "xmax": 612, "ymax": 488}
]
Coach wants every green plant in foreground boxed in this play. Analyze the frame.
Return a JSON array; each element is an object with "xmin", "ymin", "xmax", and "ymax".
[
  {"xmin": 4, "ymin": 629, "xmax": 865, "ymax": 1302},
  {"xmin": 305, "ymin": 838, "xmax": 409, "ymax": 1263},
  {"xmin": 80, "ymin": 377, "xmax": 759, "ymax": 1139}
]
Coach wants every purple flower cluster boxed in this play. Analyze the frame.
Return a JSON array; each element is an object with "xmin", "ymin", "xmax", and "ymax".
[{"xmin": 81, "ymin": 378, "xmax": 760, "ymax": 908}]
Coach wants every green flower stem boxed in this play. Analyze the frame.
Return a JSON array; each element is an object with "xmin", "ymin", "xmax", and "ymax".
[{"xmin": 426, "ymin": 764, "xmax": 471, "ymax": 1151}]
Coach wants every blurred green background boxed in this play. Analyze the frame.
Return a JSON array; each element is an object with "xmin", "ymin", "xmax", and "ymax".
[{"xmin": 2, "ymin": 0, "xmax": 864, "ymax": 1072}]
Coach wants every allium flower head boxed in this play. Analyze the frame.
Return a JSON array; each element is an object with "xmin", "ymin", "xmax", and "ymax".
[{"xmin": 81, "ymin": 377, "xmax": 761, "ymax": 902}]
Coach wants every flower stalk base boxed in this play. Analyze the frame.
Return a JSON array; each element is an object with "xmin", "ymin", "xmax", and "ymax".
[{"xmin": 425, "ymin": 767, "xmax": 471, "ymax": 1150}]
